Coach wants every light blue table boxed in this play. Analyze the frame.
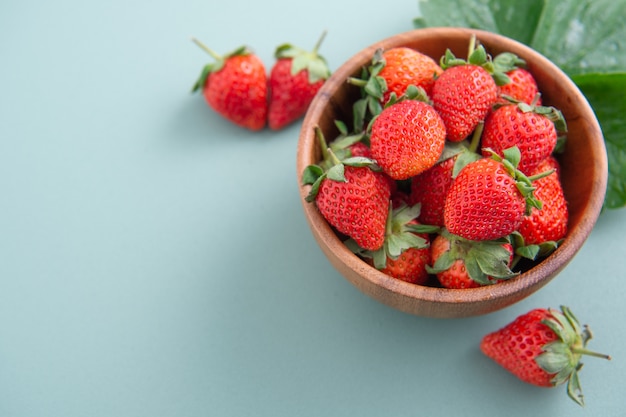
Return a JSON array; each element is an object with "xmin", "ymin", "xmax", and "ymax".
[{"xmin": 1, "ymin": 1, "xmax": 623, "ymax": 415}]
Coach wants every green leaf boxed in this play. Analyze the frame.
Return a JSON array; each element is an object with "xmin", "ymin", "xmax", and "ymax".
[
  {"xmin": 326, "ymin": 164, "xmax": 346, "ymax": 182},
  {"xmin": 385, "ymin": 235, "xmax": 402, "ymax": 259},
  {"xmin": 530, "ymin": 0, "xmax": 626, "ymax": 76},
  {"xmin": 415, "ymin": 0, "xmax": 626, "ymax": 209},
  {"xmin": 426, "ymin": 250, "xmax": 455, "ymax": 274},
  {"xmin": 452, "ymin": 148, "xmax": 482, "ymax": 178},
  {"xmin": 515, "ymin": 244, "xmax": 540, "ymax": 260},
  {"xmin": 352, "ymin": 98, "xmax": 368, "ymax": 133},
  {"xmin": 572, "ymin": 72, "xmax": 626, "ymax": 208},
  {"xmin": 373, "ymin": 247, "xmax": 388, "ymax": 270},
  {"xmin": 302, "ymin": 165, "xmax": 324, "ymax": 185},
  {"xmin": 304, "ymin": 174, "xmax": 325, "ymax": 203},
  {"xmin": 364, "ymin": 76, "xmax": 386, "ymax": 100},
  {"xmin": 567, "ymin": 369, "xmax": 585, "ymax": 407},
  {"xmin": 341, "ymin": 156, "xmax": 376, "ymax": 167},
  {"xmin": 464, "ymin": 257, "xmax": 488, "ymax": 284},
  {"xmin": 415, "ymin": 0, "xmax": 545, "ymax": 45},
  {"xmin": 535, "ymin": 342, "xmax": 571, "ymax": 373}
]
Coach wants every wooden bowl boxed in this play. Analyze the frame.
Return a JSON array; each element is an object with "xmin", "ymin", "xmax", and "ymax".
[{"xmin": 296, "ymin": 28, "xmax": 607, "ymax": 318}]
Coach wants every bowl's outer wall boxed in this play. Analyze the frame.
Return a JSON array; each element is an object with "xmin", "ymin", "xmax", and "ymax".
[{"xmin": 297, "ymin": 28, "xmax": 608, "ymax": 318}]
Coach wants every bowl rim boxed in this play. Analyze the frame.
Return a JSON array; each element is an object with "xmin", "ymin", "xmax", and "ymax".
[{"xmin": 296, "ymin": 27, "xmax": 608, "ymax": 316}]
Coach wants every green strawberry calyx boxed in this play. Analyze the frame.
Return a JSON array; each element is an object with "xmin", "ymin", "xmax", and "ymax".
[
  {"xmin": 426, "ymin": 229, "xmax": 517, "ymax": 285},
  {"xmin": 275, "ymin": 30, "xmax": 331, "ymax": 84},
  {"xmin": 191, "ymin": 38, "xmax": 251, "ymax": 93},
  {"xmin": 318, "ymin": 123, "xmax": 369, "ymax": 171},
  {"xmin": 347, "ymin": 48, "xmax": 387, "ymax": 103},
  {"xmin": 346, "ymin": 49, "xmax": 431, "ymax": 131},
  {"xmin": 484, "ymin": 146, "xmax": 551, "ymax": 214},
  {"xmin": 536, "ymin": 306, "xmax": 611, "ymax": 407},
  {"xmin": 439, "ymin": 34, "xmax": 517, "ymax": 86},
  {"xmin": 492, "ymin": 51, "xmax": 527, "ymax": 73},
  {"xmin": 346, "ymin": 202, "xmax": 440, "ymax": 269},
  {"xmin": 302, "ymin": 124, "xmax": 369, "ymax": 173},
  {"xmin": 437, "ymin": 122, "xmax": 484, "ymax": 178},
  {"xmin": 346, "ymin": 48, "xmax": 388, "ymax": 131},
  {"xmin": 499, "ymin": 94, "xmax": 569, "ymax": 134},
  {"xmin": 509, "ymin": 230, "xmax": 563, "ymax": 269},
  {"xmin": 302, "ymin": 127, "xmax": 381, "ymax": 203}
]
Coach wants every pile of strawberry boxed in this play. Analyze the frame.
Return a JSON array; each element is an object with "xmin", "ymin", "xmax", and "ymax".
[
  {"xmin": 191, "ymin": 33, "xmax": 331, "ymax": 131},
  {"xmin": 302, "ymin": 35, "xmax": 571, "ymax": 289},
  {"xmin": 301, "ymin": 36, "xmax": 611, "ymax": 405}
]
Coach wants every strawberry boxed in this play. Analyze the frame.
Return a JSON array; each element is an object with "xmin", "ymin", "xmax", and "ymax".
[
  {"xmin": 268, "ymin": 32, "xmax": 331, "ymax": 130},
  {"xmin": 390, "ymin": 189, "xmax": 411, "ymax": 209},
  {"xmin": 369, "ymin": 99, "xmax": 446, "ymax": 180},
  {"xmin": 377, "ymin": 47, "xmax": 443, "ymax": 102},
  {"xmin": 347, "ymin": 203, "xmax": 437, "ymax": 285},
  {"xmin": 443, "ymin": 147, "xmax": 544, "ymax": 241},
  {"xmin": 480, "ymin": 306, "xmax": 611, "ymax": 406},
  {"xmin": 347, "ymin": 47, "xmax": 442, "ymax": 131},
  {"xmin": 303, "ymin": 142, "xmax": 391, "ymax": 251},
  {"xmin": 191, "ymin": 39, "xmax": 267, "ymax": 131},
  {"xmin": 428, "ymin": 230, "xmax": 516, "ymax": 289},
  {"xmin": 409, "ymin": 134, "xmax": 483, "ymax": 226},
  {"xmin": 517, "ymin": 156, "xmax": 568, "ymax": 245},
  {"xmin": 492, "ymin": 52, "xmax": 542, "ymax": 105},
  {"xmin": 480, "ymin": 100, "xmax": 566, "ymax": 175},
  {"xmin": 497, "ymin": 68, "xmax": 542, "ymax": 105},
  {"xmin": 431, "ymin": 38, "xmax": 501, "ymax": 142},
  {"xmin": 409, "ymin": 156, "xmax": 456, "ymax": 227}
]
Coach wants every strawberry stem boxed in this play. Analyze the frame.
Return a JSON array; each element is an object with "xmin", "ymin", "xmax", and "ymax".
[
  {"xmin": 527, "ymin": 168, "xmax": 555, "ymax": 182},
  {"xmin": 315, "ymin": 126, "xmax": 331, "ymax": 163},
  {"xmin": 572, "ymin": 347, "xmax": 612, "ymax": 360},
  {"xmin": 530, "ymin": 93, "xmax": 542, "ymax": 107},
  {"xmin": 467, "ymin": 34, "xmax": 477, "ymax": 60},
  {"xmin": 346, "ymin": 77, "xmax": 367, "ymax": 87},
  {"xmin": 312, "ymin": 30, "xmax": 328, "ymax": 54},
  {"xmin": 191, "ymin": 37, "xmax": 222, "ymax": 61},
  {"xmin": 327, "ymin": 148, "xmax": 342, "ymax": 166},
  {"xmin": 468, "ymin": 121, "xmax": 484, "ymax": 153}
]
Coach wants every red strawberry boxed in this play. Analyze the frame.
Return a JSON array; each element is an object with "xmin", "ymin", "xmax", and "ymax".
[
  {"xmin": 491, "ymin": 52, "xmax": 542, "ymax": 106},
  {"xmin": 390, "ymin": 189, "xmax": 411, "ymax": 209},
  {"xmin": 347, "ymin": 47, "xmax": 442, "ymax": 131},
  {"xmin": 431, "ymin": 40, "xmax": 499, "ymax": 142},
  {"xmin": 347, "ymin": 141, "xmax": 372, "ymax": 158},
  {"xmin": 303, "ymin": 153, "xmax": 391, "ymax": 251},
  {"xmin": 481, "ymin": 306, "xmax": 610, "ymax": 406},
  {"xmin": 443, "ymin": 147, "xmax": 543, "ymax": 241},
  {"xmin": 374, "ymin": 230, "xmax": 431, "ymax": 285},
  {"xmin": 480, "ymin": 101, "xmax": 566, "ymax": 175},
  {"xmin": 377, "ymin": 47, "xmax": 443, "ymax": 102},
  {"xmin": 191, "ymin": 39, "xmax": 267, "ymax": 130},
  {"xmin": 517, "ymin": 156, "xmax": 568, "ymax": 245},
  {"xmin": 347, "ymin": 203, "xmax": 437, "ymax": 285},
  {"xmin": 497, "ymin": 68, "xmax": 542, "ymax": 105},
  {"xmin": 428, "ymin": 230, "xmax": 515, "ymax": 289},
  {"xmin": 369, "ymin": 99, "xmax": 446, "ymax": 180},
  {"xmin": 409, "ymin": 156, "xmax": 456, "ymax": 227},
  {"xmin": 409, "ymin": 137, "xmax": 483, "ymax": 226},
  {"xmin": 268, "ymin": 32, "xmax": 331, "ymax": 130}
]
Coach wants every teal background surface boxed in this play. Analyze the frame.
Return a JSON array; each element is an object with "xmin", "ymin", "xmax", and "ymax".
[{"xmin": 1, "ymin": 0, "xmax": 624, "ymax": 415}]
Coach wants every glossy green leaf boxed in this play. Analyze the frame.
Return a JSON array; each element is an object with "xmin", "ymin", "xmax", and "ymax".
[
  {"xmin": 531, "ymin": 0, "xmax": 626, "ymax": 75},
  {"xmin": 414, "ymin": 0, "xmax": 545, "ymax": 45},
  {"xmin": 571, "ymin": 73, "xmax": 626, "ymax": 208}
]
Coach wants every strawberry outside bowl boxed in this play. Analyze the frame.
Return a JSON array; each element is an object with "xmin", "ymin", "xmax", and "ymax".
[{"xmin": 296, "ymin": 27, "xmax": 608, "ymax": 318}]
